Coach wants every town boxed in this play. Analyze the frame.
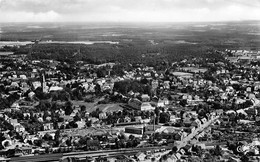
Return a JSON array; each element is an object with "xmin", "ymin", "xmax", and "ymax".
[{"xmin": 0, "ymin": 47, "xmax": 260, "ymax": 162}]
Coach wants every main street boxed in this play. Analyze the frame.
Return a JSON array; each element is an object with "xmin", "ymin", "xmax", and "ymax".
[{"xmin": 177, "ymin": 115, "xmax": 220, "ymax": 149}]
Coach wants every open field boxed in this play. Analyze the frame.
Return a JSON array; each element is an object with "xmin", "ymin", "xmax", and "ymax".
[{"xmin": 71, "ymin": 100, "xmax": 123, "ymax": 113}]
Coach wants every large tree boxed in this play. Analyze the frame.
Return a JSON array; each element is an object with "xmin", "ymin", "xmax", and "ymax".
[{"xmin": 65, "ymin": 101, "xmax": 73, "ymax": 115}]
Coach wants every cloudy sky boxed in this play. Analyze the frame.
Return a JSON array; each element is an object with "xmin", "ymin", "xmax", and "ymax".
[{"xmin": 0, "ymin": 0, "xmax": 260, "ymax": 22}]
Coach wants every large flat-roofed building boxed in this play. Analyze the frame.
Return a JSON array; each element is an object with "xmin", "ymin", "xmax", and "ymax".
[
  {"xmin": 171, "ymin": 71, "xmax": 193, "ymax": 78},
  {"xmin": 125, "ymin": 127, "xmax": 143, "ymax": 135}
]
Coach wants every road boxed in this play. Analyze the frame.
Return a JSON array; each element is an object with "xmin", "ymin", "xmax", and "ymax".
[
  {"xmin": 158, "ymin": 115, "xmax": 220, "ymax": 161},
  {"xmin": 177, "ymin": 115, "xmax": 220, "ymax": 149}
]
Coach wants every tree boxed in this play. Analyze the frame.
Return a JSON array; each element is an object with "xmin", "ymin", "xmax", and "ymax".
[
  {"xmin": 126, "ymin": 140, "xmax": 133, "ymax": 148},
  {"xmin": 130, "ymin": 81, "xmax": 144, "ymax": 93},
  {"xmin": 140, "ymin": 78, "xmax": 149, "ymax": 84},
  {"xmin": 43, "ymin": 133, "xmax": 53, "ymax": 141},
  {"xmin": 58, "ymin": 90, "xmax": 70, "ymax": 101},
  {"xmin": 54, "ymin": 130, "xmax": 60, "ymax": 141},
  {"xmin": 240, "ymin": 155, "xmax": 249, "ymax": 162},
  {"xmin": 96, "ymin": 68, "xmax": 107, "ymax": 78},
  {"xmin": 179, "ymin": 99, "xmax": 187, "ymax": 107},
  {"xmin": 113, "ymin": 81, "xmax": 130, "ymax": 94},
  {"xmin": 154, "ymin": 107, "xmax": 160, "ymax": 116},
  {"xmin": 86, "ymin": 120, "xmax": 92, "ymax": 127},
  {"xmin": 213, "ymin": 145, "xmax": 222, "ymax": 156},
  {"xmin": 45, "ymin": 147, "xmax": 50, "ymax": 154},
  {"xmin": 159, "ymin": 112, "xmax": 170, "ymax": 123},
  {"xmin": 0, "ymin": 118, "xmax": 14, "ymax": 131},
  {"xmin": 111, "ymin": 65, "xmax": 125, "ymax": 76},
  {"xmin": 68, "ymin": 121, "xmax": 78, "ymax": 128},
  {"xmin": 95, "ymin": 84, "xmax": 101, "ymax": 95},
  {"xmin": 66, "ymin": 138, "xmax": 72, "ymax": 146},
  {"xmin": 154, "ymin": 132, "xmax": 162, "ymax": 141},
  {"xmin": 129, "ymin": 135, "xmax": 135, "ymax": 141},
  {"xmin": 34, "ymin": 139, "xmax": 43, "ymax": 147},
  {"xmin": 243, "ymin": 100, "xmax": 253, "ymax": 108},
  {"xmin": 37, "ymin": 100, "xmax": 52, "ymax": 111},
  {"xmin": 34, "ymin": 87, "xmax": 47, "ymax": 100},
  {"xmin": 43, "ymin": 111, "xmax": 49, "ymax": 121},
  {"xmin": 0, "ymin": 97, "xmax": 10, "ymax": 109},
  {"xmin": 80, "ymin": 105, "xmax": 86, "ymax": 112},
  {"xmin": 90, "ymin": 108, "xmax": 101, "ymax": 118},
  {"xmin": 133, "ymin": 138, "xmax": 140, "ymax": 147},
  {"xmin": 73, "ymin": 113, "xmax": 81, "ymax": 122},
  {"xmin": 65, "ymin": 101, "xmax": 73, "ymax": 115}
]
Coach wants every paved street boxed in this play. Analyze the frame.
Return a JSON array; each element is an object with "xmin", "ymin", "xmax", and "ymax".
[{"xmin": 177, "ymin": 116, "xmax": 220, "ymax": 149}]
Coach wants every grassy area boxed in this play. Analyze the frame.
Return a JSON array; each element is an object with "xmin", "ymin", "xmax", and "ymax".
[{"xmin": 71, "ymin": 100, "xmax": 123, "ymax": 113}]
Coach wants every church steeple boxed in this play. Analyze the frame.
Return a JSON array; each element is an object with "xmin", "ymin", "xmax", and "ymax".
[{"xmin": 42, "ymin": 73, "xmax": 48, "ymax": 93}]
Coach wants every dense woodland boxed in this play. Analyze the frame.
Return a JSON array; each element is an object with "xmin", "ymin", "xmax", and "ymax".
[
  {"xmin": 5, "ymin": 42, "xmax": 224, "ymax": 65},
  {"xmin": 1, "ymin": 21, "xmax": 259, "ymax": 65}
]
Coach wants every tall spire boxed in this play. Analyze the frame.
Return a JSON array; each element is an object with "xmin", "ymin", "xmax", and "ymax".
[{"xmin": 42, "ymin": 73, "xmax": 48, "ymax": 93}]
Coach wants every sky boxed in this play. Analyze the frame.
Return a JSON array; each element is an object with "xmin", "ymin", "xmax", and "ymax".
[{"xmin": 0, "ymin": 0, "xmax": 260, "ymax": 22}]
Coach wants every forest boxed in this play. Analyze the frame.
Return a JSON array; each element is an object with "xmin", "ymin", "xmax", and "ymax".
[
  {"xmin": 8, "ymin": 42, "xmax": 223, "ymax": 65},
  {"xmin": 1, "ymin": 21, "xmax": 259, "ymax": 65}
]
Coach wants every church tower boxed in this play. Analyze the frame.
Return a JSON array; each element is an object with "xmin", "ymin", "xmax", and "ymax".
[{"xmin": 42, "ymin": 73, "xmax": 48, "ymax": 93}]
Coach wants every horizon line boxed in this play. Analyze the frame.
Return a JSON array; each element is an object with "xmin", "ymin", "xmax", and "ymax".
[{"xmin": 0, "ymin": 19, "xmax": 260, "ymax": 24}]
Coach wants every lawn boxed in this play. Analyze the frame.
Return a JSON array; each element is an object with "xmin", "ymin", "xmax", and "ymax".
[{"xmin": 71, "ymin": 100, "xmax": 123, "ymax": 113}]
